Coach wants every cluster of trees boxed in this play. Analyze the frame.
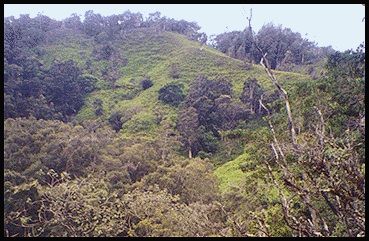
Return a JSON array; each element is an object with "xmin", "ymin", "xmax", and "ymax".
[
  {"xmin": 4, "ymin": 11, "xmax": 206, "ymax": 48},
  {"xmin": 4, "ymin": 57, "xmax": 96, "ymax": 121},
  {"xmin": 4, "ymin": 14, "xmax": 99, "ymax": 121},
  {"xmin": 4, "ymin": 117, "xmax": 228, "ymax": 237},
  {"xmin": 175, "ymin": 76, "xmax": 274, "ymax": 158},
  {"xmin": 4, "ymin": 14, "xmax": 61, "ymax": 54},
  {"xmin": 61, "ymin": 10, "xmax": 206, "ymax": 43},
  {"xmin": 325, "ymin": 43, "xmax": 365, "ymax": 106},
  {"xmin": 3, "ymin": 11, "xmax": 207, "ymax": 122},
  {"xmin": 156, "ymin": 74, "xmax": 281, "ymax": 162},
  {"xmin": 212, "ymin": 23, "xmax": 335, "ymax": 72}
]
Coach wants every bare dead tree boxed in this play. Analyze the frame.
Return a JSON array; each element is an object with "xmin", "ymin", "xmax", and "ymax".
[
  {"xmin": 259, "ymin": 97, "xmax": 326, "ymax": 236},
  {"xmin": 247, "ymin": 11, "xmax": 297, "ymax": 146},
  {"xmin": 258, "ymin": 94, "xmax": 365, "ymax": 236},
  {"xmin": 259, "ymin": 54, "xmax": 297, "ymax": 146},
  {"xmin": 246, "ymin": 8, "xmax": 252, "ymax": 32},
  {"xmin": 245, "ymin": 12, "xmax": 365, "ymax": 236}
]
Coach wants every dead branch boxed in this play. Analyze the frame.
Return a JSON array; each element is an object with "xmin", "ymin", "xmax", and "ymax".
[
  {"xmin": 259, "ymin": 53, "xmax": 297, "ymax": 146},
  {"xmin": 246, "ymin": 8, "xmax": 253, "ymax": 32}
]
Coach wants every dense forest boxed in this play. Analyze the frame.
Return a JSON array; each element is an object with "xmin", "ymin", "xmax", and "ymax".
[{"xmin": 4, "ymin": 9, "xmax": 365, "ymax": 237}]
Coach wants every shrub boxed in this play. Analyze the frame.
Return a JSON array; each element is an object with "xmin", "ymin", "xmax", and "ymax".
[
  {"xmin": 44, "ymin": 60, "xmax": 96, "ymax": 119},
  {"xmin": 108, "ymin": 111, "xmax": 123, "ymax": 132},
  {"xmin": 93, "ymin": 44, "xmax": 114, "ymax": 60},
  {"xmin": 93, "ymin": 98, "xmax": 103, "ymax": 116},
  {"xmin": 95, "ymin": 107, "xmax": 104, "ymax": 116},
  {"xmin": 141, "ymin": 78, "xmax": 153, "ymax": 90},
  {"xmin": 158, "ymin": 84, "xmax": 185, "ymax": 106}
]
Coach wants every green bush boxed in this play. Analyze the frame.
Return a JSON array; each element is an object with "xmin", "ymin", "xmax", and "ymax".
[
  {"xmin": 158, "ymin": 84, "xmax": 185, "ymax": 106},
  {"xmin": 108, "ymin": 111, "xmax": 123, "ymax": 132},
  {"xmin": 141, "ymin": 78, "xmax": 153, "ymax": 90}
]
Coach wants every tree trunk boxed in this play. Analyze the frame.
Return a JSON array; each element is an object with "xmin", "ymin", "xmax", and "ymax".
[
  {"xmin": 301, "ymin": 53, "xmax": 305, "ymax": 65},
  {"xmin": 259, "ymin": 54, "xmax": 297, "ymax": 146}
]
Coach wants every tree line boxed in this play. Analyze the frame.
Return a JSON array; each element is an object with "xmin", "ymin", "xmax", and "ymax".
[{"xmin": 211, "ymin": 22, "xmax": 335, "ymax": 74}]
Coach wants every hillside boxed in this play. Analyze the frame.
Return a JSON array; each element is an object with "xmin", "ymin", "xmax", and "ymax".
[
  {"xmin": 40, "ymin": 28, "xmax": 311, "ymax": 139},
  {"xmin": 36, "ymin": 28, "xmax": 322, "ymax": 214},
  {"xmin": 4, "ymin": 12, "xmax": 364, "ymax": 237}
]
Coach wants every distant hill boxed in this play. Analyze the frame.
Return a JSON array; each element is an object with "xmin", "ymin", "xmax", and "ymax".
[{"xmin": 39, "ymin": 28, "xmax": 312, "ymax": 138}]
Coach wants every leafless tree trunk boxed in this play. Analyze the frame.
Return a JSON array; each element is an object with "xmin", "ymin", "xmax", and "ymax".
[
  {"xmin": 259, "ymin": 53, "xmax": 297, "ymax": 146},
  {"xmin": 188, "ymin": 148, "xmax": 192, "ymax": 159},
  {"xmin": 259, "ymin": 98, "xmax": 330, "ymax": 236},
  {"xmin": 240, "ymin": 9, "xmax": 365, "ymax": 237},
  {"xmin": 247, "ymin": 10, "xmax": 297, "ymax": 146}
]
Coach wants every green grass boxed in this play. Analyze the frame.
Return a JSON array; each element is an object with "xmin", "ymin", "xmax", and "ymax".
[
  {"xmin": 40, "ymin": 27, "xmax": 312, "ymax": 141},
  {"xmin": 213, "ymin": 151, "xmax": 253, "ymax": 193}
]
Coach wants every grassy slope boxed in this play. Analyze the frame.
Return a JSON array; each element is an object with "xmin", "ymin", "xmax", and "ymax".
[
  {"xmin": 213, "ymin": 151, "xmax": 252, "ymax": 193},
  {"xmin": 39, "ymin": 28, "xmax": 313, "ymax": 192}
]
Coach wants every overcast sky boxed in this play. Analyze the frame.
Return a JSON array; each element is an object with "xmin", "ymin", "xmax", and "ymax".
[{"xmin": 4, "ymin": 4, "xmax": 365, "ymax": 51}]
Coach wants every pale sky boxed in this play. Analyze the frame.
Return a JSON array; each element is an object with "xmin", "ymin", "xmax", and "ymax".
[{"xmin": 4, "ymin": 4, "xmax": 365, "ymax": 51}]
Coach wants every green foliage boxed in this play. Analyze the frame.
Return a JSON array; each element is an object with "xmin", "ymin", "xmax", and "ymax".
[
  {"xmin": 158, "ymin": 83, "xmax": 185, "ymax": 106},
  {"xmin": 93, "ymin": 44, "xmax": 115, "ymax": 60},
  {"xmin": 177, "ymin": 106, "xmax": 199, "ymax": 157},
  {"xmin": 4, "ymin": 118, "xmax": 113, "ymax": 178},
  {"xmin": 108, "ymin": 111, "xmax": 123, "ymax": 132},
  {"xmin": 126, "ymin": 116, "xmax": 157, "ymax": 134},
  {"xmin": 122, "ymin": 185, "xmax": 225, "ymax": 237},
  {"xmin": 177, "ymin": 75, "xmax": 252, "ymax": 157},
  {"xmin": 325, "ymin": 45, "xmax": 365, "ymax": 119},
  {"xmin": 45, "ymin": 60, "xmax": 96, "ymax": 118},
  {"xmin": 92, "ymin": 98, "xmax": 104, "ymax": 116},
  {"xmin": 326, "ymin": 44, "xmax": 365, "ymax": 80},
  {"xmin": 6, "ymin": 171, "xmax": 224, "ymax": 237},
  {"xmin": 214, "ymin": 151, "xmax": 251, "ymax": 194},
  {"xmin": 213, "ymin": 22, "xmax": 334, "ymax": 74},
  {"xmin": 139, "ymin": 158, "xmax": 220, "ymax": 204},
  {"xmin": 141, "ymin": 78, "xmax": 154, "ymax": 90},
  {"xmin": 4, "ymin": 10, "xmax": 364, "ymax": 237},
  {"xmin": 198, "ymin": 127, "xmax": 220, "ymax": 154},
  {"xmin": 240, "ymin": 78, "xmax": 265, "ymax": 115}
]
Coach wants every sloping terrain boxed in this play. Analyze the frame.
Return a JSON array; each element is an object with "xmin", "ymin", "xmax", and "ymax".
[
  {"xmin": 5, "ymin": 18, "xmax": 364, "ymax": 236},
  {"xmin": 37, "ymin": 28, "xmax": 315, "ymax": 194},
  {"xmin": 40, "ymin": 28, "xmax": 311, "ymax": 140}
]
